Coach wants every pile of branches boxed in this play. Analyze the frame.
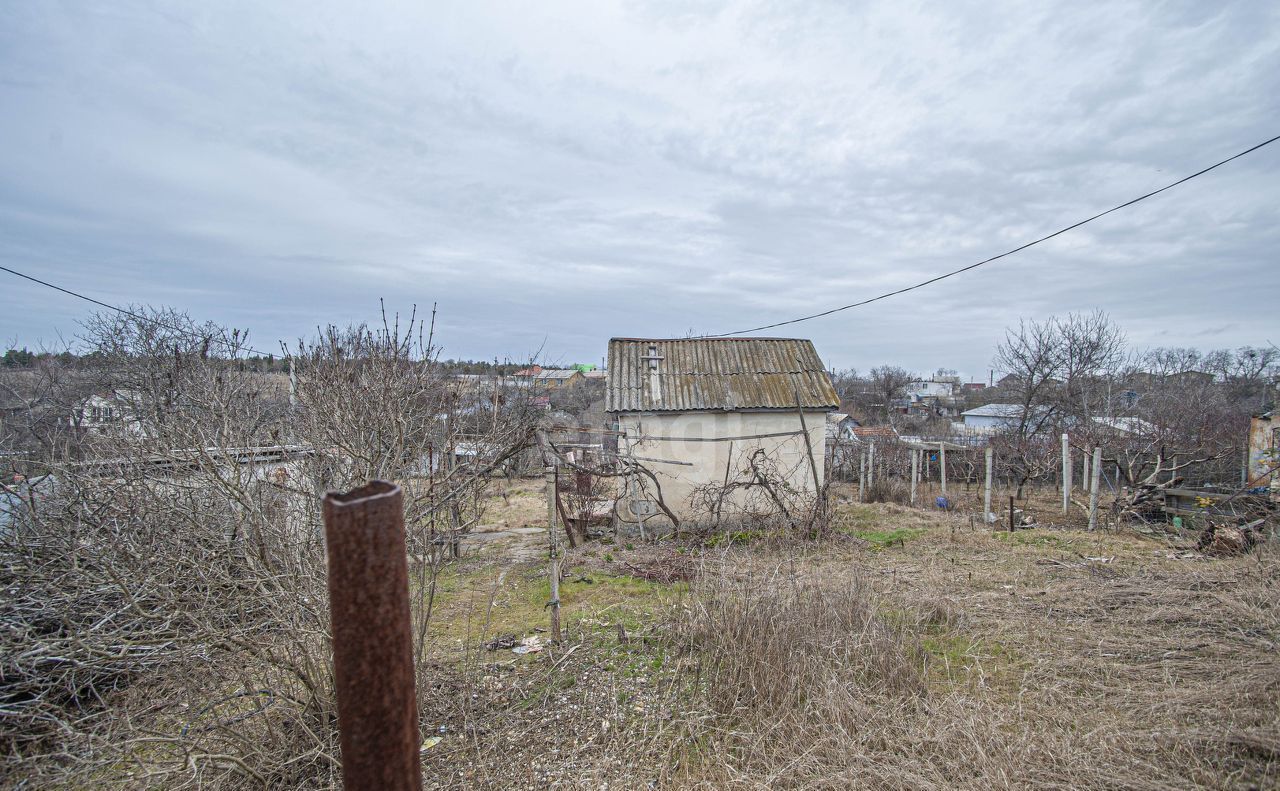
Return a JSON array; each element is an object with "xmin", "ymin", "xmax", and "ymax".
[{"xmin": 0, "ymin": 472, "xmax": 335, "ymax": 787}]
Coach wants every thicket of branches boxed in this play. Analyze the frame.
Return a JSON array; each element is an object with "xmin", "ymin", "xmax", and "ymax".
[
  {"xmin": 0, "ymin": 306, "xmax": 536, "ymax": 788},
  {"xmin": 991, "ymin": 311, "xmax": 1275, "ymax": 509}
]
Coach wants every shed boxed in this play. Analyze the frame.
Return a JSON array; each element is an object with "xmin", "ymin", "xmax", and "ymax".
[{"xmin": 605, "ymin": 337, "xmax": 838, "ymax": 528}]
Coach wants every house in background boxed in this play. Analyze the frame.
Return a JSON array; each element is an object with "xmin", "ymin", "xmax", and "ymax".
[
  {"xmin": 906, "ymin": 378, "xmax": 958, "ymax": 400},
  {"xmin": 514, "ymin": 367, "xmax": 584, "ymax": 389},
  {"xmin": 606, "ymin": 337, "xmax": 838, "ymax": 529},
  {"xmin": 825, "ymin": 412, "xmax": 859, "ymax": 444},
  {"xmin": 960, "ymin": 403, "xmax": 1025, "ymax": 432},
  {"xmin": 900, "ymin": 376, "xmax": 963, "ymax": 418},
  {"xmin": 825, "ymin": 412, "xmax": 860, "ymax": 475},
  {"xmin": 850, "ymin": 425, "xmax": 898, "ymax": 444},
  {"xmin": 1091, "ymin": 416, "xmax": 1155, "ymax": 436},
  {"xmin": 68, "ymin": 392, "xmax": 144, "ymax": 437}
]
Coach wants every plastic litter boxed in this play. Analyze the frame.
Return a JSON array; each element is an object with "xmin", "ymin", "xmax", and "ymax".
[{"xmin": 512, "ymin": 635, "xmax": 544, "ymax": 655}]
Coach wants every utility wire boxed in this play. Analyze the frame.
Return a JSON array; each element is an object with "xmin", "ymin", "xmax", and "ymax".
[
  {"xmin": 5, "ymin": 133, "xmax": 1278, "ymax": 348},
  {"xmin": 0, "ymin": 264, "xmax": 276, "ymax": 357},
  {"xmin": 708, "ymin": 133, "xmax": 1280, "ymax": 337}
]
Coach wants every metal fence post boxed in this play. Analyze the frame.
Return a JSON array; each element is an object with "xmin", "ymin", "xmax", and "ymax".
[{"xmin": 323, "ymin": 481, "xmax": 422, "ymax": 791}]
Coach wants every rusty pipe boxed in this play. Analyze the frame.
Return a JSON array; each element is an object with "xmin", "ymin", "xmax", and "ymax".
[{"xmin": 323, "ymin": 481, "xmax": 421, "ymax": 791}]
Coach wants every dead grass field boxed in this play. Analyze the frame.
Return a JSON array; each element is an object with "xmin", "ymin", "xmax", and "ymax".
[
  {"xmin": 407, "ymin": 479, "xmax": 1278, "ymax": 790},
  {"xmin": 53, "ymin": 479, "xmax": 1274, "ymax": 789}
]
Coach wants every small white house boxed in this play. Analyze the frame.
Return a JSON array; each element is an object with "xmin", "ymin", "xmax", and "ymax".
[
  {"xmin": 69, "ymin": 392, "xmax": 144, "ymax": 437},
  {"xmin": 606, "ymin": 337, "xmax": 839, "ymax": 529},
  {"xmin": 907, "ymin": 379, "xmax": 957, "ymax": 400},
  {"xmin": 960, "ymin": 403, "xmax": 1025, "ymax": 431}
]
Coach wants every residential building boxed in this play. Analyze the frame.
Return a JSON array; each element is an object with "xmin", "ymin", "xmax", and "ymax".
[
  {"xmin": 514, "ymin": 368, "xmax": 584, "ymax": 389},
  {"xmin": 960, "ymin": 403, "xmax": 1026, "ymax": 431},
  {"xmin": 68, "ymin": 392, "xmax": 144, "ymax": 437}
]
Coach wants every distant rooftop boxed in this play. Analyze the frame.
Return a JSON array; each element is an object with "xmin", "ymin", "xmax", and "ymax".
[{"xmin": 961, "ymin": 403, "xmax": 1025, "ymax": 418}]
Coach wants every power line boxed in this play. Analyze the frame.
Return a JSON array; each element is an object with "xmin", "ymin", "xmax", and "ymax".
[
  {"xmin": 708, "ymin": 133, "xmax": 1280, "ymax": 337},
  {"xmin": 5, "ymin": 133, "xmax": 1277, "ymax": 349},
  {"xmin": 0, "ymin": 264, "xmax": 277, "ymax": 357}
]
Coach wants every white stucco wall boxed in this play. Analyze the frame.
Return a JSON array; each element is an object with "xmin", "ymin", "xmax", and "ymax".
[
  {"xmin": 962, "ymin": 414, "xmax": 1010, "ymax": 431},
  {"xmin": 612, "ymin": 409, "xmax": 828, "ymax": 528}
]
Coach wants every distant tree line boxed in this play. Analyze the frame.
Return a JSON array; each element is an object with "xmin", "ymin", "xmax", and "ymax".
[{"xmin": 3, "ymin": 346, "xmax": 531, "ymax": 376}]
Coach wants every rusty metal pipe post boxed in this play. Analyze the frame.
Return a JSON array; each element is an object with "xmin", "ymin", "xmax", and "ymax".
[{"xmin": 323, "ymin": 481, "xmax": 422, "ymax": 791}]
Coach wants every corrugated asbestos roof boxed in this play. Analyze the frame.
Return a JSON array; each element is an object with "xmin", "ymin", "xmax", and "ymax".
[
  {"xmin": 606, "ymin": 338, "xmax": 839, "ymax": 413},
  {"xmin": 533, "ymin": 369, "xmax": 580, "ymax": 380}
]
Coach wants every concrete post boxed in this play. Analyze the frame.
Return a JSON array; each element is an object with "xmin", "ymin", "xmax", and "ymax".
[
  {"xmin": 1061, "ymin": 433, "xmax": 1071, "ymax": 514},
  {"xmin": 544, "ymin": 465, "xmax": 561, "ymax": 641},
  {"xmin": 1082, "ymin": 449, "xmax": 1091, "ymax": 497},
  {"xmin": 939, "ymin": 443, "xmax": 947, "ymax": 496},
  {"xmin": 984, "ymin": 447, "xmax": 993, "ymax": 522},
  {"xmin": 1088, "ymin": 447, "xmax": 1103, "ymax": 531},
  {"xmin": 910, "ymin": 448, "xmax": 919, "ymax": 506},
  {"xmin": 858, "ymin": 451, "xmax": 866, "ymax": 502}
]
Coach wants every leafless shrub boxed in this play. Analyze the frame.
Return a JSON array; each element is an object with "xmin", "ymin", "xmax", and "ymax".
[
  {"xmin": 863, "ymin": 476, "xmax": 910, "ymax": 505},
  {"xmin": 0, "ymin": 305, "xmax": 536, "ymax": 788},
  {"xmin": 687, "ymin": 446, "xmax": 824, "ymax": 537}
]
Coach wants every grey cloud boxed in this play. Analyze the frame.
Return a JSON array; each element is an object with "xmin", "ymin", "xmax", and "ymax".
[{"xmin": 1, "ymin": 0, "xmax": 1277, "ymax": 377}]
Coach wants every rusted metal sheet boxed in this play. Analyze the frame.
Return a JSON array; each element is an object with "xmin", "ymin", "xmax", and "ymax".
[
  {"xmin": 605, "ymin": 337, "xmax": 839, "ymax": 413},
  {"xmin": 323, "ymin": 481, "xmax": 421, "ymax": 791}
]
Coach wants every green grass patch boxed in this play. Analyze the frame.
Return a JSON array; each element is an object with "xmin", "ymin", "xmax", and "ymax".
[
  {"xmin": 417, "ymin": 565, "xmax": 682, "ymax": 658},
  {"xmin": 706, "ymin": 529, "xmax": 763, "ymax": 547},
  {"xmin": 851, "ymin": 527, "xmax": 926, "ymax": 549},
  {"xmin": 832, "ymin": 504, "xmax": 883, "ymax": 532},
  {"xmin": 992, "ymin": 531, "xmax": 1067, "ymax": 548}
]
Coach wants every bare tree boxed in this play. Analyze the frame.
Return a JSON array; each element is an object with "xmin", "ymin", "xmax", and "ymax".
[
  {"xmin": 993, "ymin": 311, "xmax": 1125, "ymax": 496},
  {"xmin": 0, "ymin": 305, "xmax": 537, "ymax": 788},
  {"xmin": 858, "ymin": 366, "xmax": 914, "ymax": 422}
]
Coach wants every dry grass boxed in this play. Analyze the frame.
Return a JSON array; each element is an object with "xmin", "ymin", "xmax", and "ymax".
[
  {"xmin": 434, "ymin": 481, "xmax": 1278, "ymax": 788},
  {"xmin": 664, "ymin": 502, "xmax": 1279, "ymax": 789},
  {"xmin": 10, "ymin": 478, "xmax": 1274, "ymax": 789}
]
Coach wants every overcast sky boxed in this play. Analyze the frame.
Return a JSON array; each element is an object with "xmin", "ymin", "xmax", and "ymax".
[{"xmin": 1, "ymin": 1, "xmax": 1277, "ymax": 379}]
